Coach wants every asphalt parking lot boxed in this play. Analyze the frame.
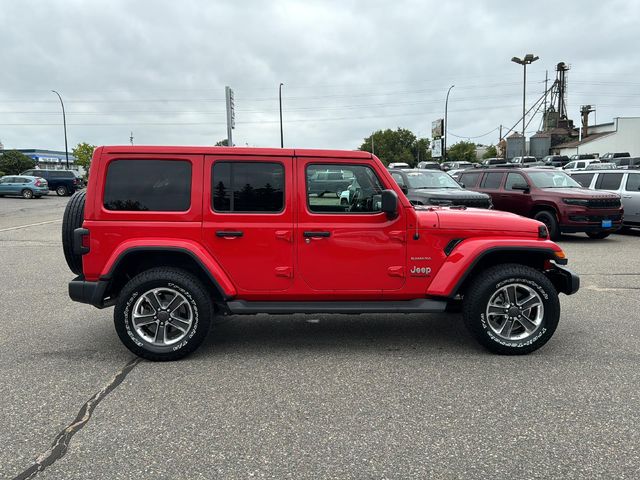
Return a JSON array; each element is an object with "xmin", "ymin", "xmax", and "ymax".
[{"xmin": 1, "ymin": 195, "xmax": 639, "ymax": 479}]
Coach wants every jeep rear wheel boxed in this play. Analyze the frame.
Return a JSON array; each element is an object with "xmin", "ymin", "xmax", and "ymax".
[
  {"xmin": 463, "ymin": 264, "xmax": 560, "ymax": 355},
  {"xmin": 534, "ymin": 210, "xmax": 559, "ymax": 240},
  {"xmin": 114, "ymin": 267, "xmax": 213, "ymax": 361}
]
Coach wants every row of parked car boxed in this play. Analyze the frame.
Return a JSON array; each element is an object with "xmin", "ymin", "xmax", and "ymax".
[
  {"xmin": 385, "ymin": 164, "xmax": 638, "ymax": 240},
  {"xmin": 0, "ymin": 169, "xmax": 83, "ymax": 199}
]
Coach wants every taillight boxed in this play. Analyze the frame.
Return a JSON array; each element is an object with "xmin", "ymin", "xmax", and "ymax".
[{"xmin": 35, "ymin": 180, "xmax": 42, "ymax": 186}]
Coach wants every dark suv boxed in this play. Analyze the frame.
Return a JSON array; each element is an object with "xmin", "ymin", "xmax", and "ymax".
[
  {"xmin": 389, "ymin": 169, "xmax": 491, "ymax": 208},
  {"xmin": 21, "ymin": 169, "xmax": 80, "ymax": 196},
  {"xmin": 459, "ymin": 168, "xmax": 623, "ymax": 239}
]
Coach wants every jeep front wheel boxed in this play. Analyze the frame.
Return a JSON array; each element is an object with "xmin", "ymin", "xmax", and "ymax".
[
  {"xmin": 114, "ymin": 267, "xmax": 213, "ymax": 361},
  {"xmin": 463, "ymin": 264, "xmax": 560, "ymax": 355}
]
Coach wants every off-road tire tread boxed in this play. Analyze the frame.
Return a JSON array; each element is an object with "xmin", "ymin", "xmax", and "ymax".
[
  {"xmin": 463, "ymin": 263, "xmax": 560, "ymax": 355},
  {"xmin": 62, "ymin": 190, "xmax": 86, "ymax": 275},
  {"xmin": 114, "ymin": 267, "xmax": 213, "ymax": 361}
]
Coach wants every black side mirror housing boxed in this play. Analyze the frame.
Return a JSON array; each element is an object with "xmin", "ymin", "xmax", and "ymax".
[
  {"xmin": 511, "ymin": 183, "xmax": 530, "ymax": 193},
  {"xmin": 381, "ymin": 189, "xmax": 398, "ymax": 217}
]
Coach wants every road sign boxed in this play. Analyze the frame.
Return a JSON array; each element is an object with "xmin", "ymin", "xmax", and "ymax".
[
  {"xmin": 432, "ymin": 119, "xmax": 444, "ymax": 138},
  {"xmin": 431, "ymin": 138, "xmax": 442, "ymax": 158}
]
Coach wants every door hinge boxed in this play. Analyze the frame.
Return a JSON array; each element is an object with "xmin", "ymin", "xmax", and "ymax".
[
  {"xmin": 387, "ymin": 266, "xmax": 405, "ymax": 278},
  {"xmin": 275, "ymin": 266, "xmax": 293, "ymax": 278}
]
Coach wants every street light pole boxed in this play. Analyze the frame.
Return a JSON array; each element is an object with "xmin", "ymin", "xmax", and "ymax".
[
  {"xmin": 443, "ymin": 85, "xmax": 454, "ymax": 164},
  {"xmin": 511, "ymin": 54, "xmax": 539, "ymax": 157},
  {"xmin": 51, "ymin": 90, "xmax": 69, "ymax": 169},
  {"xmin": 279, "ymin": 83, "xmax": 284, "ymax": 148}
]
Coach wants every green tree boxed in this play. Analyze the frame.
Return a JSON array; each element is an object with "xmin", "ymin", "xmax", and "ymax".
[
  {"xmin": 0, "ymin": 150, "xmax": 35, "ymax": 175},
  {"xmin": 71, "ymin": 142, "xmax": 96, "ymax": 170},
  {"xmin": 215, "ymin": 139, "xmax": 229, "ymax": 146},
  {"xmin": 482, "ymin": 145, "xmax": 498, "ymax": 159},
  {"xmin": 447, "ymin": 141, "xmax": 477, "ymax": 163},
  {"xmin": 359, "ymin": 128, "xmax": 430, "ymax": 167}
]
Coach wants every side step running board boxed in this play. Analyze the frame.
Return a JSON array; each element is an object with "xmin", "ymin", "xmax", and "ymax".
[{"xmin": 226, "ymin": 299, "xmax": 448, "ymax": 315}]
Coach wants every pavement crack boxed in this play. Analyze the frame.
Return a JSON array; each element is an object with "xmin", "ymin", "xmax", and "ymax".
[{"xmin": 12, "ymin": 357, "xmax": 142, "ymax": 480}]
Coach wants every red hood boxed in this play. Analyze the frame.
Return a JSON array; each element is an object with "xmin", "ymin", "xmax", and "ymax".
[{"xmin": 415, "ymin": 206, "xmax": 541, "ymax": 235}]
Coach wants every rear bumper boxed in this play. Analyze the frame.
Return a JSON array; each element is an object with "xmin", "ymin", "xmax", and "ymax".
[
  {"xmin": 545, "ymin": 265, "xmax": 580, "ymax": 295},
  {"xmin": 68, "ymin": 275, "xmax": 110, "ymax": 308}
]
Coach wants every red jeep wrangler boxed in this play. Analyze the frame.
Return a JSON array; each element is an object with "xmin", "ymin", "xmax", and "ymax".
[{"xmin": 63, "ymin": 147, "xmax": 579, "ymax": 360}]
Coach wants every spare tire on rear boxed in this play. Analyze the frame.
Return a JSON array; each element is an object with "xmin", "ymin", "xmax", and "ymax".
[{"xmin": 62, "ymin": 191, "xmax": 86, "ymax": 275}]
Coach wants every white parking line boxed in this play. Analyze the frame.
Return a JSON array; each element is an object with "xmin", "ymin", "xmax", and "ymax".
[{"xmin": 0, "ymin": 219, "xmax": 62, "ymax": 232}]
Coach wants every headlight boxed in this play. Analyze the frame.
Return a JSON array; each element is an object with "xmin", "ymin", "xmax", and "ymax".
[{"xmin": 563, "ymin": 198, "xmax": 589, "ymax": 206}]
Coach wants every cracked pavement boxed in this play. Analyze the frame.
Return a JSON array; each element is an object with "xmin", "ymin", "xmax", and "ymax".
[{"xmin": 1, "ymin": 194, "xmax": 639, "ymax": 479}]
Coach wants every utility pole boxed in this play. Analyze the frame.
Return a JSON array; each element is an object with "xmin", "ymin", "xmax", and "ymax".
[
  {"xmin": 51, "ymin": 90, "xmax": 69, "ymax": 169},
  {"xmin": 225, "ymin": 86, "xmax": 235, "ymax": 147},
  {"xmin": 371, "ymin": 135, "xmax": 375, "ymax": 155},
  {"xmin": 543, "ymin": 70, "xmax": 548, "ymax": 129},
  {"xmin": 443, "ymin": 85, "xmax": 454, "ymax": 164},
  {"xmin": 279, "ymin": 83, "xmax": 284, "ymax": 148},
  {"xmin": 511, "ymin": 54, "xmax": 539, "ymax": 157}
]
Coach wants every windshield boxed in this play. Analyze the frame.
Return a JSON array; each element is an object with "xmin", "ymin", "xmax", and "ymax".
[
  {"xmin": 528, "ymin": 171, "xmax": 582, "ymax": 188},
  {"xmin": 405, "ymin": 171, "xmax": 461, "ymax": 189}
]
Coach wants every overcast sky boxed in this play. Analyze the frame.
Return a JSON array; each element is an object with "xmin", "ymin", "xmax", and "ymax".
[{"xmin": 1, "ymin": 0, "xmax": 639, "ymax": 152}]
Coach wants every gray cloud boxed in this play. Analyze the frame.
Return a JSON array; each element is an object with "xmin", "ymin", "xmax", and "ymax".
[{"xmin": 1, "ymin": 0, "xmax": 639, "ymax": 151}]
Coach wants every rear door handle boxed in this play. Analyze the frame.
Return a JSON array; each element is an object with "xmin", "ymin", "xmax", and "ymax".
[
  {"xmin": 216, "ymin": 230, "xmax": 243, "ymax": 238},
  {"xmin": 622, "ymin": 195, "xmax": 632, "ymax": 198},
  {"xmin": 303, "ymin": 231, "xmax": 331, "ymax": 238}
]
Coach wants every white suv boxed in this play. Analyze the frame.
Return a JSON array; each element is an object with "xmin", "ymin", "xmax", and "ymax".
[{"xmin": 562, "ymin": 159, "xmax": 601, "ymax": 171}]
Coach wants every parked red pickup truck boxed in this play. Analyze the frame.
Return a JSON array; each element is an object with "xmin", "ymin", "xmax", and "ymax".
[{"xmin": 63, "ymin": 147, "xmax": 578, "ymax": 360}]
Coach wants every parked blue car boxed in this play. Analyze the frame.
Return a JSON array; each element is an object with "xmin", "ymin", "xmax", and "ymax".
[{"xmin": 0, "ymin": 175, "xmax": 49, "ymax": 199}]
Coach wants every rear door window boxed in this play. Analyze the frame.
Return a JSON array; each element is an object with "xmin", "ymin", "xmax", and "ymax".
[
  {"xmin": 595, "ymin": 173, "xmax": 623, "ymax": 190},
  {"xmin": 571, "ymin": 173, "xmax": 595, "ymax": 187},
  {"xmin": 576, "ymin": 162, "xmax": 585, "ymax": 169},
  {"xmin": 481, "ymin": 172, "xmax": 504, "ymax": 189},
  {"xmin": 212, "ymin": 162, "xmax": 284, "ymax": 213},
  {"xmin": 104, "ymin": 159, "xmax": 192, "ymax": 211}
]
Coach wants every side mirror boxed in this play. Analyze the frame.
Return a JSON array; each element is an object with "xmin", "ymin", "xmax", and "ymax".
[
  {"xmin": 400, "ymin": 185, "xmax": 408, "ymax": 194},
  {"xmin": 511, "ymin": 183, "xmax": 530, "ymax": 192},
  {"xmin": 459, "ymin": 182, "xmax": 465, "ymax": 188},
  {"xmin": 381, "ymin": 189, "xmax": 398, "ymax": 217}
]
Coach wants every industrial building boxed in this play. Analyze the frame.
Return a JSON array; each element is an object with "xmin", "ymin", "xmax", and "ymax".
[{"xmin": 551, "ymin": 117, "xmax": 640, "ymax": 158}]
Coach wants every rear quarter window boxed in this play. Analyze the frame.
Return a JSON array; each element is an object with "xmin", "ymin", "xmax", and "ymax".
[
  {"xmin": 103, "ymin": 159, "xmax": 192, "ymax": 211},
  {"xmin": 460, "ymin": 172, "xmax": 481, "ymax": 187},
  {"xmin": 625, "ymin": 174, "xmax": 640, "ymax": 192},
  {"xmin": 571, "ymin": 173, "xmax": 595, "ymax": 188}
]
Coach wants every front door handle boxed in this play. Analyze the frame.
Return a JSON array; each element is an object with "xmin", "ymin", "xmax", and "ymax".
[
  {"xmin": 622, "ymin": 195, "xmax": 632, "ymax": 199},
  {"xmin": 303, "ymin": 231, "xmax": 331, "ymax": 238},
  {"xmin": 216, "ymin": 230, "xmax": 243, "ymax": 238}
]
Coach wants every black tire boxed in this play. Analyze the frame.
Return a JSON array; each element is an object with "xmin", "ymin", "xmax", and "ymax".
[
  {"xmin": 62, "ymin": 190, "xmax": 86, "ymax": 275},
  {"xmin": 462, "ymin": 263, "xmax": 560, "ymax": 355},
  {"xmin": 586, "ymin": 231, "xmax": 610, "ymax": 239},
  {"xmin": 534, "ymin": 210, "xmax": 560, "ymax": 240},
  {"xmin": 56, "ymin": 185, "xmax": 68, "ymax": 196},
  {"xmin": 114, "ymin": 268, "xmax": 213, "ymax": 361},
  {"xmin": 22, "ymin": 189, "xmax": 34, "ymax": 199}
]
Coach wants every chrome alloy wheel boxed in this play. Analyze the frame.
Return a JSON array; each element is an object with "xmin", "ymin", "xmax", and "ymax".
[
  {"xmin": 485, "ymin": 283, "xmax": 544, "ymax": 341},
  {"xmin": 132, "ymin": 287, "xmax": 193, "ymax": 346}
]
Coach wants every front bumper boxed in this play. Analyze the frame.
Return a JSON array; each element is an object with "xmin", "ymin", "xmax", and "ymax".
[
  {"xmin": 68, "ymin": 275, "xmax": 111, "ymax": 308},
  {"xmin": 545, "ymin": 265, "xmax": 580, "ymax": 295}
]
